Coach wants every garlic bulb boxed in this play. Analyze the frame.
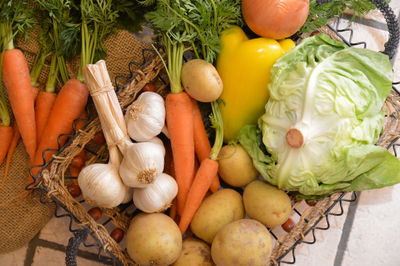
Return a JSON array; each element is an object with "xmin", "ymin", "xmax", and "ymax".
[
  {"xmin": 119, "ymin": 141, "xmax": 165, "ymax": 188},
  {"xmin": 125, "ymin": 92, "xmax": 165, "ymax": 141},
  {"xmin": 148, "ymin": 136, "xmax": 166, "ymax": 155},
  {"xmin": 79, "ymin": 60, "xmax": 132, "ymax": 208},
  {"xmin": 78, "ymin": 162, "xmax": 126, "ymax": 208},
  {"xmin": 121, "ymin": 187, "xmax": 134, "ymax": 204},
  {"xmin": 133, "ymin": 173, "xmax": 178, "ymax": 213}
]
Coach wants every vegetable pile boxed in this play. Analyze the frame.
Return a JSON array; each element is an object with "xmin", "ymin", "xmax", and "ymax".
[{"xmin": 1, "ymin": 0, "xmax": 399, "ymax": 265}]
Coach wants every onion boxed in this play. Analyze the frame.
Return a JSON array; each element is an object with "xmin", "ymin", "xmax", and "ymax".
[{"xmin": 242, "ymin": 0, "xmax": 310, "ymax": 39}]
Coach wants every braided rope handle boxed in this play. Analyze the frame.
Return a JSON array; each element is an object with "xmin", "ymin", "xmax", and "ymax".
[
  {"xmin": 317, "ymin": 0, "xmax": 400, "ymax": 58},
  {"xmin": 65, "ymin": 228, "xmax": 89, "ymax": 266}
]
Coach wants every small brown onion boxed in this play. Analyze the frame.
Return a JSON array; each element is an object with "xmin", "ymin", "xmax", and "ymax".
[
  {"xmin": 110, "ymin": 228, "xmax": 125, "ymax": 243},
  {"xmin": 67, "ymin": 184, "xmax": 81, "ymax": 198},
  {"xmin": 242, "ymin": 0, "xmax": 310, "ymax": 39},
  {"xmin": 281, "ymin": 218, "xmax": 296, "ymax": 232},
  {"xmin": 88, "ymin": 207, "xmax": 102, "ymax": 221}
]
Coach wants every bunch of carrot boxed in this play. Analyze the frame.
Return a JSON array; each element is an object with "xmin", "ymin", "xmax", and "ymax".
[{"xmin": 0, "ymin": 1, "xmax": 90, "ymax": 188}]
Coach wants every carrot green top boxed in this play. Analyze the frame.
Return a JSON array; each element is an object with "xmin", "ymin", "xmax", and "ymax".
[
  {"xmin": 209, "ymin": 101, "xmax": 224, "ymax": 161},
  {"xmin": 141, "ymin": 0, "xmax": 242, "ymax": 94},
  {"xmin": 0, "ymin": 50, "xmax": 10, "ymax": 127},
  {"xmin": 0, "ymin": 0, "xmax": 35, "ymax": 51}
]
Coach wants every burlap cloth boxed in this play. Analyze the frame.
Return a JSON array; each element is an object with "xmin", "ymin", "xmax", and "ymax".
[{"xmin": 0, "ymin": 29, "xmax": 150, "ymax": 253}]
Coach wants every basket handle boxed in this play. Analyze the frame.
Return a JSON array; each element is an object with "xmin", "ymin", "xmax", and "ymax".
[
  {"xmin": 65, "ymin": 228, "xmax": 89, "ymax": 266},
  {"xmin": 318, "ymin": 0, "xmax": 400, "ymax": 59}
]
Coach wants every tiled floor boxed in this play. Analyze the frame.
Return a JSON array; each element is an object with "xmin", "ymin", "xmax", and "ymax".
[{"xmin": 1, "ymin": 2, "xmax": 400, "ymax": 266}]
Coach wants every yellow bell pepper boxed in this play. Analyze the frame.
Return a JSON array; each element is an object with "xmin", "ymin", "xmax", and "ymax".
[{"xmin": 217, "ymin": 26, "xmax": 295, "ymax": 142}]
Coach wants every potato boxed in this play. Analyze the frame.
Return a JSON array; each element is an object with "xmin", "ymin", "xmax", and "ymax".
[
  {"xmin": 181, "ymin": 59, "xmax": 223, "ymax": 102},
  {"xmin": 173, "ymin": 238, "xmax": 214, "ymax": 266},
  {"xmin": 190, "ymin": 189, "xmax": 244, "ymax": 244},
  {"xmin": 211, "ymin": 219, "xmax": 272, "ymax": 266},
  {"xmin": 218, "ymin": 144, "xmax": 259, "ymax": 187},
  {"xmin": 243, "ymin": 180, "xmax": 291, "ymax": 228},
  {"xmin": 126, "ymin": 213, "xmax": 182, "ymax": 265}
]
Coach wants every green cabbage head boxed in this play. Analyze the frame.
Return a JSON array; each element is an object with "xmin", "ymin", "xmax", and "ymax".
[{"xmin": 239, "ymin": 34, "xmax": 400, "ymax": 198}]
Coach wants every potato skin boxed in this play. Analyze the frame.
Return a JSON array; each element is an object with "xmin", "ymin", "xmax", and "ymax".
[
  {"xmin": 211, "ymin": 219, "xmax": 272, "ymax": 266},
  {"xmin": 126, "ymin": 213, "xmax": 182, "ymax": 266},
  {"xmin": 181, "ymin": 59, "xmax": 223, "ymax": 102},
  {"xmin": 218, "ymin": 144, "xmax": 259, "ymax": 187},
  {"xmin": 190, "ymin": 189, "xmax": 244, "ymax": 244},
  {"xmin": 243, "ymin": 180, "xmax": 291, "ymax": 228},
  {"xmin": 173, "ymin": 237, "xmax": 214, "ymax": 266}
]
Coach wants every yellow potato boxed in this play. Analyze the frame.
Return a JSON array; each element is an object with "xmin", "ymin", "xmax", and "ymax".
[
  {"xmin": 126, "ymin": 213, "xmax": 182, "ymax": 265},
  {"xmin": 181, "ymin": 59, "xmax": 223, "ymax": 102},
  {"xmin": 218, "ymin": 144, "xmax": 259, "ymax": 187},
  {"xmin": 211, "ymin": 219, "xmax": 272, "ymax": 266},
  {"xmin": 243, "ymin": 180, "xmax": 292, "ymax": 228},
  {"xmin": 173, "ymin": 237, "xmax": 214, "ymax": 266},
  {"xmin": 190, "ymin": 189, "xmax": 244, "ymax": 244}
]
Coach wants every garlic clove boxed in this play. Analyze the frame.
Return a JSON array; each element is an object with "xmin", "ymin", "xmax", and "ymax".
[
  {"xmin": 121, "ymin": 187, "xmax": 134, "ymax": 204},
  {"xmin": 133, "ymin": 173, "xmax": 178, "ymax": 213},
  {"xmin": 125, "ymin": 92, "xmax": 165, "ymax": 142},
  {"xmin": 119, "ymin": 142, "xmax": 165, "ymax": 188},
  {"xmin": 78, "ymin": 163, "xmax": 127, "ymax": 208},
  {"xmin": 147, "ymin": 137, "xmax": 166, "ymax": 156}
]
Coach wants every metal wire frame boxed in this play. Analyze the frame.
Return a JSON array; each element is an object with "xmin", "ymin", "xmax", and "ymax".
[{"xmin": 27, "ymin": 2, "xmax": 400, "ymax": 265}]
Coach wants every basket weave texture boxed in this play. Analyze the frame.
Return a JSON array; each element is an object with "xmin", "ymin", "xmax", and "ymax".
[{"xmin": 34, "ymin": 27, "xmax": 400, "ymax": 265}]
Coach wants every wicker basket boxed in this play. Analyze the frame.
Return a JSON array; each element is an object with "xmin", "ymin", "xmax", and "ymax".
[{"xmin": 29, "ymin": 0, "xmax": 400, "ymax": 265}]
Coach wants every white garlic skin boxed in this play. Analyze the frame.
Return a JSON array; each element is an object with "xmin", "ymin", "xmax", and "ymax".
[
  {"xmin": 147, "ymin": 136, "xmax": 166, "ymax": 155},
  {"xmin": 78, "ymin": 163, "xmax": 126, "ymax": 208},
  {"xmin": 121, "ymin": 187, "xmax": 134, "ymax": 204},
  {"xmin": 125, "ymin": 92, "xmax": 165, "ymax": 142},
  {"xmin": 119, "ymin": 142, "xmax": 165, "ymax": 188},
  {"xmin": 133, "ymin": 173, "xmax": 178, "ymax": 213}
]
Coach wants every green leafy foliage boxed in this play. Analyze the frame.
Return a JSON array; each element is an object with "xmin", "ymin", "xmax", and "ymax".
[
  {"xmin": 112, "ymin": 0, "xmax": 153, "ymax": 33},
  {"xmin": 144, "ymin": 0, "xmax": 242, "ymax": 63},
  {"xmin": 0, "ymin": 0, "xmax": 36, "ymax": 49},
  {"xmin": 300, "ymin": 0, "xmax": 391, "ymax": 33}
]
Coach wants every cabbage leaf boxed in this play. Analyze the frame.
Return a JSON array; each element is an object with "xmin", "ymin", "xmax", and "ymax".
[{"xmin": 239, "ymin": 34, "xmax": 400, "ymax": 198}]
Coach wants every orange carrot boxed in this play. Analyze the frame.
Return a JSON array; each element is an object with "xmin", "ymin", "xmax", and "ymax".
[
  {"xmin": 192, "ymin": 99, "xmax": 220, "ymax": 192},
  {"xmin": 2, "ymin": 49, "xmax": 36, "ymax": 160},
  {"xmin": 178, "ymin": 101, "xmax": 224, "ymax": 233},
  {"xmin": 169, "ymin": 198, "xmax": 178, "ymax": 222},
  {"xmin": 165, "ymin": 92, "xmax": 195, "ymax": 216},
  {"xmin": 178, "ymin": 158, "xmax": 219, "ymax": 233},
  {"xmin": 35, "ymin": 91, "xmax": 57, "ymax": 143},
  {"xmin": 0, "ymin": 125, "xmax": 13, "ymax": 165},
  {"xmin": 2, "ymin": 123, "xmax": 20, "ymax": 187},
  {"xmin": 30, "ymin": 79, "xmax": 89, "ymax": 179}
]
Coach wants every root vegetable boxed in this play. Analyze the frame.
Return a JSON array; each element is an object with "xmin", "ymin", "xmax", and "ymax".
[
  {"xmin": 211, "ymin": 219, "xmax": 272, "ymax": 266},
  {"xmin": 218, "ymin": 144, "xmax": 259, "ymax": 187},
  {"xmin": 190, "ymin": 189, "xmax": 244, "ymax": 244},
  {"xmin": 243, "ymin": 180, "xmax": 292, "ymax": 228},
  {"xmin": 126, "ymin": 213, "xmax": 182, "ymax": 266},
  {"xmin": 181, "ymin": 59, "xmax": 223, "ymax": 103}
]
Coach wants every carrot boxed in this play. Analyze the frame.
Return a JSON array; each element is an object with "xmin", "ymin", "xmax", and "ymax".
[
  {"xmin": 0, "ymin": 125, "xmax": 13, "ymax": 165},
  {"xmin": 179, "ymin": 158, "xmax": 219, "ymax": 233},
  {"xmin": 30, "ymin": 79, "xmax": 89, "ymax": 179},
  {"xmin": 178, "ymin": 101, "xmax": 224, "ymax": 233},
  {"xmin": 1, "ymin": 123, "xmax": 20, "ymax": 189},
  {"xmin": 165, "ymin": 92, "xmax": 195, "ymax": 216},
  {"xmin": 192, "ymin": 99, "xmax": 220, "ymax": 192},
  {"xmin": 169, "ymin": 198, "xmax": 178, "ymax": 222},
  {"xmin": 0, "ymin": 53, "xmax": 12, "ymax": 165},
  {"xmin": 35, "ymin": 91, "xmax": 57, "ymax": 143},
  {"xmin": 3, "ymin": 49, "xmax": 36, "ymax": 160}
]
